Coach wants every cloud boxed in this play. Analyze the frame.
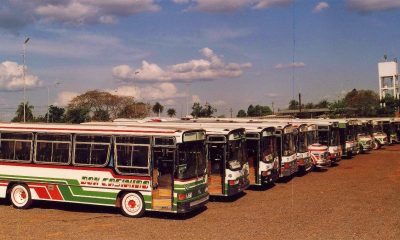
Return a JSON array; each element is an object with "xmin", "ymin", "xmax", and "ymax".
[
  {"xmin": 274, "ymin": 62, "xmax": 306, "ymax": 69},
  {"xmin": 112, "ymin": 82, "xmax": 186, "ymax": 100},
  {"xmin": 253, "ymin": 0, "xmax": 294, "ymax": 10},
  {"xmin": 266, "ymin": 92, "xmax": 279, "ymax": 98},
  {"xmin": 175, "ymin": 0, "xmax": 293, "ymax": 12},
  {"xmin": 0, "ymin": 61, "xmax": 42, "ymax": 91},
  {"xmin": 313, "ymin": 2, "xmax": 329, "ymax": 13},
  {"xmin": 347, "ymin": 0, "xmax": 400, "ymax": 12},
  {"xmin": 56, "ymin": 91, "xmax": 79, "ymax": 106},
  {"xmin": 1, "ymin": 0, "xmax": 160, "ymax": 30},
  {"xmin": 113, "ymin": 47, "xmax": 251, "ymax": 82}
]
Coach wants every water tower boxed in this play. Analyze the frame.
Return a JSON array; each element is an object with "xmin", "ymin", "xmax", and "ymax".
[{"xmin": 378, "ymin": 56, "xmax": 399, "ymax": 104}]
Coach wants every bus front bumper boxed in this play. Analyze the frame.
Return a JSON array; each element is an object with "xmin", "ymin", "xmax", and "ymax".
[
  {"xmin": 177, "ymin": 193, "xmax": 209, "ymax": 213},
  {"xmin": 227, "ymin": 178, "xmax": 250, "ymax": 196}
]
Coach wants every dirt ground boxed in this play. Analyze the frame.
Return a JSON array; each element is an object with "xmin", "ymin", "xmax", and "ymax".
[{"xmin": 1, "ymin": 145, "xmax": 399, "ymax": 240}]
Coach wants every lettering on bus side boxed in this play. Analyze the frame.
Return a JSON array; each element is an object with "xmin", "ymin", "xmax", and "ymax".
[{"xmin": 80, "ymin": 176, "xmax": 150, "ymax": 189}]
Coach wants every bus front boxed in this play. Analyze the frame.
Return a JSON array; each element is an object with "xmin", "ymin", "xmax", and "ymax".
[
  {"xmin": 175, "ymin": 131, "xmax": 209, "ymax": 213},
  {"xmin": 296, "ymin": 126, "xmax": 313, "ymax": 172},
  {"xmin": 225, "ymin": 130, "xmax": 250, "ymax": 196},
  {"xmin": 260, "ymin": 129, "xmax": 279, "ymax": 183},
  {"xmin": 278, "ymin": 127, "xmax": 298, "ymax": 177}
]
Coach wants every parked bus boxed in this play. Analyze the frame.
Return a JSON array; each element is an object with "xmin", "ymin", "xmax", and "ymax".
[
  {"xmin": 291, "ymin": 123, "xmax": 313, "ymax": 172},
  {"xmin": 370, "ymin": 120, "xmax": 389, "ymax": 149},
  {"xmin": 0, "ymin": 123, "xmax": 208, "ymax": 217},
  {"xmin": 313, "ymin": 121, "xmax": 342, "ymax": 162},
  {"xmin": 85, "ymin": 121, "xmax": 250, "ymax": 197}
]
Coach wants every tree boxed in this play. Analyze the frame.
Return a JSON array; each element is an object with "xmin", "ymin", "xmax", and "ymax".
[
  {"xmin": 343, "ymin": 89, "xmax": 380, "ymax": 117},
  {"xmin": 64, "ymin": 107, "xmax": 90, "ymax": 123},
  {"xmin": 315, "ymin": 99, "xmax": 330, "ymax": 108},
  {"xmin": 67, "ymin": 90, "xmax": 150, "ymax": 120},
  {"xmin": 288, "ymin": 99, "xmax": 299, "ymax": 110},
  {"xmin": 329, "ymin": 99, "xmax": 346, "ymax": 118},
  {"xmin": 247, "ymin": 105, "xmax": 272, "ymax": 117},
  {"xmin": 12, "ymin": 102, "xmax": 34, "ymax": 122},
  {"xmin": 304, "ymin": 103, "xmax": 314, "ymax": 109},
  {"xmin": 167, "ymin": 108, "xmax": 176, "ymax": 117},
  {"xmin": 191, "ymin": 102, "xmax": 217, "ymax": 118},
  {"xmin": 45, "ymin": 105, "xmax": 65, "ymax": 123},
  {"xmin": 92, "ymin": 109, "xmax": 110, "ymax": 121},
  {"xmin": 152, "ymin": 102, "xmax": 164, "ymax": 117},
  {"xmin": 237, "ymin": 109, "xmax": 247, "ymax": 117}
]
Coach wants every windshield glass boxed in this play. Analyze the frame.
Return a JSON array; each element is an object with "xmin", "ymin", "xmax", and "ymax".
[
  {"xmin": 297, "ymin": 132, "xmax": 308, "ymax": 153},
  {"xmin": 176, "ymin": 141, "xmax": 206, "ymax": 180},
  {"xmin": 318, "ymin": 131, "xmax": 329, "ymax": 146},
  {"xmin": 330, "ymin": 129, "xmax": 340, "ymax": 146},
  {"xmin": 261, "ymin": 136, "xmax": 275, "ymax": 162},
  {"xmin": 227, "ymin": 139, "xmax": 244, "ymax": 171},
  {"xmin": 282, "ymin": 133, "xmax": 295, "ymax": 156},
  {"xmin": 307, "ymin": 131, "xmax": 317, "ymax": 145}
]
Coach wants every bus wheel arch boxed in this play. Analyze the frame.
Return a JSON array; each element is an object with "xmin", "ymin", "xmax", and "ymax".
[
  {"xmin": 119, "ymin": 191, "xmax": 145, "ymax": 218},
  {"xmin": 9, "ymin": 183, "xmax": 33, "ymax": 209}
]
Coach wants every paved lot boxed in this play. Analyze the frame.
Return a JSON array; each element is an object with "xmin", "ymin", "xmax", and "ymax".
[{"xmin": 1, "ymin": 145, "xmax": 400, "ymax": 240}]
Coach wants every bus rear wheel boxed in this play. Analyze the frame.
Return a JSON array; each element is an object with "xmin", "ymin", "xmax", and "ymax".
[
  {"xmin": 372, "ymin": 140, "xmax": 380, "ymax": 150},
  {"xmin": 120, "ymin": 192, "xmax": 145, "ymax": 218},
  {"xmin": 10, "ymin": 184, "xmax": 33, "ymax": 209}
]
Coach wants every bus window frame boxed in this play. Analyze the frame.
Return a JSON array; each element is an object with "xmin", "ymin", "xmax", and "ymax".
[
  {"xmin": 114, "ymin": 135, "xmax": 151, "ymax": 176},
  {"xmin": 72, "ymin": 134, "xmax": 112, "ymax": 167},
  {"xmin": 0, "ymin": 131, "xmax": 33, "ymax": 163},
  {"xmin": 33, "ymin": 133, "xmax": 72, "ymax": 165}
]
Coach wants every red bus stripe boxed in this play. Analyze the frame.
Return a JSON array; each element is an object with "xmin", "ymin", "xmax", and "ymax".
[
  {"xmin": 30, "ymin": 185, "xmax": 51, "ymax": 199},
  {"xmin": 0, "ymin": 162, "xmax": 151, "ymax": 181}
]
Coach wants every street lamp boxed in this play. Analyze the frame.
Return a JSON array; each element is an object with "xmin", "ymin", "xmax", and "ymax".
[
  {"xmin": 133, "ymin": 71, "xmax": 139, "ymax": 117},
  {"xmin": 47, "ymin": 81, "xmax": 60, "ymax": 123},
  {"xmin": 22, "ymin": 37, "xmax": 30, "ymax": 122}
]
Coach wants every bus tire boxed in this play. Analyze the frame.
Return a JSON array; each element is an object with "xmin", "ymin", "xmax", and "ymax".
[
  {"xmin": 9, "ymin": 183, "xmax": 33, "ymax": 209},
  {"xmin": 120, "ymin": 192, "xmax": 145, "ymax": 218}
]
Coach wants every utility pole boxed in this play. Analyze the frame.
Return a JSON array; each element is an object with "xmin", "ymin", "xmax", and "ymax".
[
  {"xmin": 22, "ymin": 37, "xmax": 30, "ymax": 122},
  {"xmin": 272, "ymin": 101, "xmax": 275, "ymax": 114},
  {"xmin": 230, "ymin": 108, "xmax": 233, "ymax": 118}
]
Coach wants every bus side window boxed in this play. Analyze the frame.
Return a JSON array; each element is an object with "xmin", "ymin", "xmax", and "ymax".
[
  {"xmin": 114, "ymin": 136, "xmax": 150, "ymax": 175},
  {"xmin": 0, "ymin": 132, "xmax": 33, "ymax": 162},
  {"xmin": 35, "ymin": 134, "xmax": 71, "ymax": 165},
  {"xmin": 73, "ymin": 135, "xmax": 111, "ymax": 167}
]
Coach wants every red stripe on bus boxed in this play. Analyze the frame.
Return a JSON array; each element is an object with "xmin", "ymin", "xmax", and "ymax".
[
  {"xmin": 30, "ymin": 185, "xmax": 51, "ymax": 200},
  {"xmin": 0, "ymin": 162, "xmax": 151, "ymax": 181},
  {"xmin": 0, "ymin": 125, "xmax": 176, "ymax": 134},
  {"xmin": 48, "ymin": 185, "xmax": 64, "ymax": 201}
]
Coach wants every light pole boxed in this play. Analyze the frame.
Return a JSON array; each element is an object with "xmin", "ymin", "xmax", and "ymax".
[
  {"xmin": 47, "ymin": 81, "xmax": 60, "ymax": 123},
  {"xmin": 133, "ymin": 71, "xmax": 139, "ymax": 117},
  {"xmin": 22, "ymin": 37, "xmax": 30, "ymax": 122}
]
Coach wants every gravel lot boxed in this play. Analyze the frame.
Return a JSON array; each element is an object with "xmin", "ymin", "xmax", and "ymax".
[{"xmin": 1, "ymin": 145, "xmax": 399, "ymax": 240}]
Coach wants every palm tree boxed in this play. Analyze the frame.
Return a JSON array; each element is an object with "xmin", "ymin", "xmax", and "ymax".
[
  {"xmin": 152, "ymin": 102, "xmax": 164, "ymax": 117},
  {"xmin": 167, "ymin": 108, "xmax": 176, "ymax": 117},
  {"xmin": 12, "ymin": 102, "xmax": 34, "ymax": 122}
]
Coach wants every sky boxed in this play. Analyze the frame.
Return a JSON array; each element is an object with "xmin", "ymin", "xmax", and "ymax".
[{"xmin": 1, "ymin": 0, "xmax": 400, "ymax": 120}]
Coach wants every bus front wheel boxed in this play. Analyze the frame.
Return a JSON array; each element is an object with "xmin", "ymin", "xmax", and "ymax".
[
  {"xmin": 372, "ymin": 140, "xmax": 381, "ymax": 150},
  {"xmin": 120, "ymin": 192, "xmax": 145, "ymax": 218},
  {"xmin": 10, "ymin": 184, "xmax": 33, "ymax": 209}
]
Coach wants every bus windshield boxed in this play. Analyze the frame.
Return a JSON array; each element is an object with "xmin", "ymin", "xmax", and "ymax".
[
  {"xmin": 226, "ymin": 139, "xmax": 244, "ymax": 171},
  {"xmin": 297, "ymin": 132, "xmax": 308, "ymax": 153},
  {"xmin": 330, "ymin": 129, "xmax": 340, "ymax": 146},
  {"xmin": 307, "ymin": 131, "xmax": 317, "ymax": 145},
  {"xmin": 318, "ymin": 131, "xmax": 329, "ymax": 146},
  {"xmin": 261, "ymin": 136, "xmax": 275, "ymax": 162},
  {"xmin": 282, "ymin": 134, "xmax": 295, "ymax": 156},
  {"xmin": 176, "ymin": 141, "xmax": 206, "ymax": 180}
]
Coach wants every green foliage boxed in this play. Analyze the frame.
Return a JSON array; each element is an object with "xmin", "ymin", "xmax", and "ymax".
[
  {"xmin": 152, "ymin": 102, "xmax": 164, "ymax": 116},
  {"xmin": 167, "ymin": 108, "xmax": 176, "ymax": 117},
  {"xmin": 315, "ymin": 99, "xmax": 330, "ymax": 108},
  {"xmin": 11, "ymin": 102, "xmax": 34, "ymax": 122},
  {"xmin": 45, "ymin": 105, "xmax": 65, "ymax": 123},
  {"xmin": 237, "ymin": 109, "xmax": 247, "ymax": 117},
  {"xmin": 64, "ymin": 107, "xmax": 91, "ymax": 123},
  {"xmin": 191, "ymin": 102, "xmax": 217, "ymax": 118},
  {"xmin": 288, "ymin": 99, "xmax": 299, "ymax": 110},
  {"xmin": 92, "ymin": 109, "xmax": 110, "ymax": 121},
  {"xmin": 343, "ymin": 89, "xmax": 380, "ymax": 117},
  {"xmin": 247, "ymin": 105, "xmax": 272, "ymax": 117}
]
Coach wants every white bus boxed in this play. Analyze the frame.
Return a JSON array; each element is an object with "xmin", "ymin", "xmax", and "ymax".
[{"xmin": 0, "ymin": 123, "xmax": 208, "ymax": 217}]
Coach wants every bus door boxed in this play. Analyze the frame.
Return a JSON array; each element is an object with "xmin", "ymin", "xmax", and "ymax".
[
  {"xmin": 207, "ymin": 136, "xmax": 225, "ymax": 195},
  {"xmin": 152, "ymin": 146, "xmax": 174, "ymax": 210},
  {"xmin": 245, "ymin": 134, "xmax": 260, "ymax": 185}
]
